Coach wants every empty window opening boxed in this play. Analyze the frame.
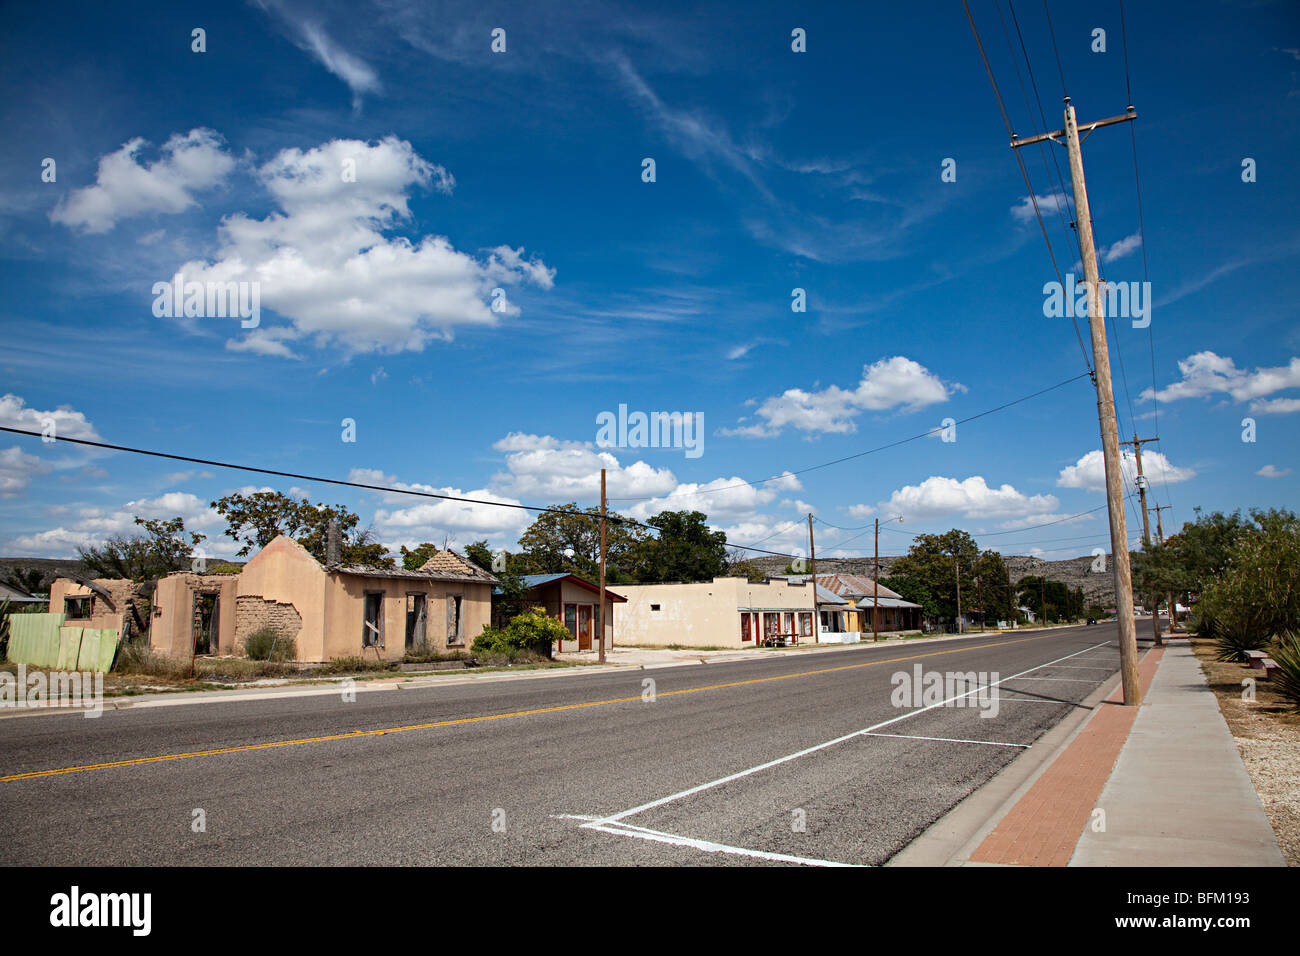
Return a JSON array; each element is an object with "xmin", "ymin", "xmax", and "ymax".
[
  {"xmin": 446, "ymin": 594, "xmax": 464, "ymax": 646},
  {"xmin": 64, "ymin": 596, "xmax": 92, "ymax": 620},
  {"xmin": 363, "ymin": 591, "xmax": 385, "ymax": 648},
  {"xmin": 405, "ymin": 593, "xmax": 428, "ymax": 649}
]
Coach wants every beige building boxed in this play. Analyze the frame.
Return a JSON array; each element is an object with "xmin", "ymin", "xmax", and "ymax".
[
  {"xmin": 610, "ymin": 576, "xmax": 841, "ymax": 648},
  {"xmin": 53, "ymin": 535, "xmax": 499, "ymax": 664}
]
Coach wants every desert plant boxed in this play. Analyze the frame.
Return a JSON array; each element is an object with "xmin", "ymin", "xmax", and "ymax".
[
  {"xmin": 1270, "ymin": 631, "xmax": 1300, "ymax": 710},
  {"xmin": 1212, "ymin": 608, "xmax": 1273, "ymax": 662},
  {"xmin": 242, "ymin": 626, "xmax": 297, "ymax": 662}
]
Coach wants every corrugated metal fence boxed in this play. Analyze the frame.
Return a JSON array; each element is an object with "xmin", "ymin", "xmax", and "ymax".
[{"xmin": 5, "ymin": 613, "xmax": 120, "ymax": 673}]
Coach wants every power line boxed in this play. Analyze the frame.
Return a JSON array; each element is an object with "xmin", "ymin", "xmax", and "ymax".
[
  {"xmin": 965, "ymin": 0, "xmax": 1093, "ymax": 375},
  {"xmin": 609, "ymin": 370, "xmax": 1091, "ymax": 503}
]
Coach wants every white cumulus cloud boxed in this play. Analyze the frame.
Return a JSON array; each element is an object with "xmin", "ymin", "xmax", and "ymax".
[{"xmin": 51, "ymin": 129, "xmax": 235, "ymax": 233}]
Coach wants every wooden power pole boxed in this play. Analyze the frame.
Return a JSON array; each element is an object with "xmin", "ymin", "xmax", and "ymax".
[
  {"xmin": 955, "ymin": 557, "xmax": 962, "ymax": 635},
  {"xmin": 1122, "ymin": 433, "xmax": 1162, "ymax": 646},
  {"xmin": 873, "ymin": 519, "xmax": 880, "ymax": 642},
  {"xmin": 808, "ymin": 514, "xmax": 818, "ymax": 643},
  {"xmin": 1014, "ymin": 98, "xmax": 1142, "ymax": 705},
  {"xmin": 598, "ymin": 468, "xmax": 607, "ymax": 663},
  {"xmin": 1155, "ymin": 503, "xmax": 1174, "ymax": 633}
]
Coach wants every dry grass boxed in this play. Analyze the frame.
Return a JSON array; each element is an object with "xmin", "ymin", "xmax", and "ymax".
[{"xmin": 1191, "ymin": 636, "xmax": 1300, "ymax": 865}]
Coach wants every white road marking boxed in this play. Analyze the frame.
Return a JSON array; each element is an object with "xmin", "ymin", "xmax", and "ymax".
[
  {"xmin": 586, "ymin": 640, "xmax": 1112, "ymax": 828},
  {"xmin": 551, "ymin": 814, "xmax": 861, "ymax": 866},
  {"xmin": 1006, "ymin": 676, "xmax": 1101, "ymax": 682},
  {"xmin": 862, "ymin": 732, "xmax": 1029, "ymax": 748}
]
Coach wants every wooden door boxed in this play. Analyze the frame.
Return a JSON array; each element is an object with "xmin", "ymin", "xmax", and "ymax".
[{"xmin": 578, "ymin": 605, "xmax": 592, "ymax": 650}]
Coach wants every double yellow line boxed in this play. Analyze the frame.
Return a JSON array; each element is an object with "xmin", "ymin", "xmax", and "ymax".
[{"xmin": 2, "ymin": 632, "xmax": 1071, "ymax": 783}]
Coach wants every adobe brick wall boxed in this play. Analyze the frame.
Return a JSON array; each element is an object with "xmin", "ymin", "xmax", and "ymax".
[{"xmin": 235, "ymin": 594, "xmax": 303, "ymax": 650}]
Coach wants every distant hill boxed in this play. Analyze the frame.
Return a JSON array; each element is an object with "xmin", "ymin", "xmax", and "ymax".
[
  {"xmin": 0, "ymin": 558, "xmax": 92, "ymax": 596},
  {"xmin": 747, "ymin": 552, "xmax": 1117, "ymax": 607}
]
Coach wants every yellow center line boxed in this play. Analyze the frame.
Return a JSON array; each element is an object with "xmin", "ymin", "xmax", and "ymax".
[{"xmin": 2, "ymin": 631, "xmax": 1091, "ymax": 783}]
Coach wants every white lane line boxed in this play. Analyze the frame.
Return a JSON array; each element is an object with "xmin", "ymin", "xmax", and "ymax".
[
  {"xmin": 586, "ymin": 640, "xmax": 1112, "ymax": 827},
  {"xmin": 1036, "ymin": 665, "xmax": 1116, "ymax": 671},
  {"xmin": 586, "ymin": 821, "xmax": 862, "ymax": 868},
  {"xmin": 551, "ymin": 814, "xmax": 860, "ymax": 866},
  {"xmin": 1006, "ymin": 676, "xmax": 1100, "ymax": 682},
  {"xmin": 861, "ymin": 732, "xmax": 1029, "ymax": 749}
]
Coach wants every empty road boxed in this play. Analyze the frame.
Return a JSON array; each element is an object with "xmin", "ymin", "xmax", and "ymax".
[{"xmin": 0, "ymin": 623, "xmax": 1134, "ymax": 866}]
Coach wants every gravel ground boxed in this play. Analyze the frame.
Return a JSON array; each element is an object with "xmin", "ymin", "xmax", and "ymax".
[{"xmin": 1192, "ymin": 637, "xmax": 1300, "ymax": 866}]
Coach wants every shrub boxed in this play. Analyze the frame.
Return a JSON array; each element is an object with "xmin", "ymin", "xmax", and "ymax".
[
  {"xmin": 1212, "ymin": 608, "xmax": 1272, "ymax": 662},
  {"xmin": 1271, "ymin": 631, "xmax": 1300, "ymax": 710},
  {"xmin": 321, "ymin": 656, "xmax": 395, "ymax": 674},
  {"xmin": 242, "ymin": 626, "xmax": 297, "ymax": 662},
  {"xmin": 403, "ymin": 643, "xmax": 469, "ymax": 664},
  {"xmin": 472, "ymin": 608, "xmax": 570, "ymax": 660},
  {"xmin": 112, "ymin": 642, "xmax": 183, "ymax": 678}
]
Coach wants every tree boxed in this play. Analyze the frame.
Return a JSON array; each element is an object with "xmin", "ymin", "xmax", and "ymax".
[
  {"xmin": 888, "ymin": 530, "xmax": 980, "ymax": 629},
  {"xmin": 629, "ymin": 511, "xmax": 729, "ymax": 583},
  {"xmin": 400, "ymin": 542, "xmax": 440, "ymax": 570},
  {"xmin": 463, "ymin": 540, "xmax": 496, "ymax": 572},
  {"xmin": 880, "ymin": 573, "xmax": 940, "ymax": 622},
  {"xmin": 725, "ymin": 548, "xmax": 767, "ymax": 582},
  {"xmin": 76, "ymin": 516, "xmax": 205, "ymax": 582},
  {"xmin": 516, "ymin": 504, "xmax": 645, "ymax": 581},
  {"xmin": 212, "ymin": 492, "xmax": 391, "ymax": 566},
  {"xmin": 211, "ymin": 491, "xmax": 311, "ymax": 556}
]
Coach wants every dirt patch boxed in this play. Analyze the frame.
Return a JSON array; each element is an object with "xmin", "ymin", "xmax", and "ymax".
[{"xmin": 1191, "ymin": 637, "xmax": 1300, "ymax": 866}]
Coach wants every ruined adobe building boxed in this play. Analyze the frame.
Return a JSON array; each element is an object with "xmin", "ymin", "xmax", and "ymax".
[{"xmin": 52, "ymin": 536, "xmax": 498, "ymax": 664}]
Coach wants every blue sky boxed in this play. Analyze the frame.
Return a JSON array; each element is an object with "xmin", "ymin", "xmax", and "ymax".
[{"xmin": 1, "ymin": 0, "xmax": 1297, "ymax": 565}]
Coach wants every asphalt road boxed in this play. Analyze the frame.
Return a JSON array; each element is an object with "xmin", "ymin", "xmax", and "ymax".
[{"xmin": 0, "ymin": 623, "xmax": 1133, "ymax": 866}]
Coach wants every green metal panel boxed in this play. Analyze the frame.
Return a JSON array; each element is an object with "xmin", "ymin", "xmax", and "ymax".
[
  {"xmin": 6, "ymin": 614, "xmax": 64, "ymax": 667},
  {"xmin": 56, "ymin": 627, "xmax": 84, "ymax": 670},
  {"xmin": 90, "ymin": 629, "xmax": 120, "ymax": 673},
  {"xmin": 75, "ymin": 628, "xmax": 101, "ymax": 672}
]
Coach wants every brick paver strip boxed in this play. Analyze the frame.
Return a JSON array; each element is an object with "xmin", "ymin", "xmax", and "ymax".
[{"xmin": 969, "ymin": 646, "xmax": 1164, "ymax": 866}]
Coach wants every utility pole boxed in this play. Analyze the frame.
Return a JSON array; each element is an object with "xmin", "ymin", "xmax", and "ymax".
[
  {"xmin": 955, "ymin": 557, "xmax": 962, "ymax": 635},
  {"xmin": 1041, "ymin": 575, "xmax": 1047, "ymax": 627},
  {"xmin": 808, "ymin": 514, "xmax": 817, "ymax": 644},
  {"xmin": 1155, "ymin": 503, "xmax": 1174, "ymax": 634},
  {"xmin": 1122, "ymin": 433, "xmax": 1162, "ymax": 646},
  {"xmin": 873, "ymin": 519, "xmax": 880, "ymax": 642},
  {"xmin": 1014, "ymin": 98, "xmax": 1142, "ymax": 705},
  {"xmin": 873, "ymin": 516, "xmax": 903, "ymax": 640},
  {"xmin": 598, "ymin": 468, "xmax": 607, "ymax": 664}
]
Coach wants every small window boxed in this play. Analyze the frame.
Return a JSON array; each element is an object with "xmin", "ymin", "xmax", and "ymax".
[
  {"xmin": 650, "ymin": 603, "xmax": 661, "ymax": 612},
  {"xmin": 64, "ymin": 596, "xmax": 92, "ymax": 620},
  {"xmin": 446, "ymin": 594, "xmax": 464, "ymax": 646},
  {"xmin": 362, "ymin": 591, "xmax": 385, "ymax": 648}
]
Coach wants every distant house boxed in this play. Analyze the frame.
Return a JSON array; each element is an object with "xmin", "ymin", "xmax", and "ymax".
[
  {"xmin": 51, "ymin": 535, "xmax": 499, "ymax": 663},
  {"xmin": 812, "ymin": 573, "xmax": 924, "ymax": 635},
  {"xmin": 497, "ymin": 573, "xmax": 626, "ymax": 653},
  {"xmin": 0, "ymin": 581, "xmax": 48, "ymax": 606},
  {"xmin": 610, "ymin": 576, "xmax": 832, "ymax": 648}
]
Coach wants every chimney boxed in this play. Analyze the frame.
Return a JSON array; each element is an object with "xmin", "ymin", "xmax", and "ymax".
[{"xmin": 326, "ymin": 520, "xmax": 341, "ymax": 565}]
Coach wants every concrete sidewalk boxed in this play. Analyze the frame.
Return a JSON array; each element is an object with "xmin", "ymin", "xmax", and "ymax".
[
  {"xmin": 966, "ymin": 640, "xmax": 1284, "ymax": 867},
  {"xmin": 1071, "ymin": 641, "xmax": 1285, "ymax": 866}
]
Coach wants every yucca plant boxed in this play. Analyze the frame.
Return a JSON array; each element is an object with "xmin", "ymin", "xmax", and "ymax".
[
  {"xmin": 1270, "ymin": 631, "xmax": 1300, "ymax": 710},
  {"xmin": 1213, "ymin": 606, "xmax": 1272, "ymax": 662}
]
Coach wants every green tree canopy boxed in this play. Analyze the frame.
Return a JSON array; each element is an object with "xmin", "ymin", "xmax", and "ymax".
[
  {"xmin": 76, "ymin": 516, "xmax": 206, "ymax": 582},
  {"xmin": 630, "ymin": 511, "xmax": 729, "ymax": 583},
  {"xmin": 211, "ymin": 491, "xmax": 391, "ymax": 566}
]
